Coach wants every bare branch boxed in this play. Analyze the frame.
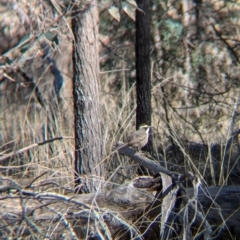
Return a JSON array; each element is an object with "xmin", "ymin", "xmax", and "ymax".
[{"xmin": 0, "ymin": 136, "xmax": 73, "ymax": 162}]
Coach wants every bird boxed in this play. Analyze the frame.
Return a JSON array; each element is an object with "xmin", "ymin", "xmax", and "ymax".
[{"xmin": 126, "ymin": 124, "xmax": 151, "ymax": 151}]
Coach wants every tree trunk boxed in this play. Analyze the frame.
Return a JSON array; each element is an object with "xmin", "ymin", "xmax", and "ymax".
[
  {"xmin": 72, "ymin": 1, "xmax": 104, "ymax": 193},
  {"xmin": 135, "ymin": 0, "xmax": 152, "ymax": 152}
]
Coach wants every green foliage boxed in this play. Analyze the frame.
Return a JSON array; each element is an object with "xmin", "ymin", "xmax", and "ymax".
[{"xmin": 161, "ymin": 19, "xmax": 183, "ymax": 43}]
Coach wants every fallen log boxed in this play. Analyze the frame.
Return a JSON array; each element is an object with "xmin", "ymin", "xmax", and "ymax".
[{"xmin": 0, "ymin": 144, "xmax": 239, "ymax": 239}]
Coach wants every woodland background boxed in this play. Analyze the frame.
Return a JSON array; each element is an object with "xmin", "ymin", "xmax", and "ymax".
[
  {"xmin": 1, "ymin": 0, "xmax": 240, "ymax": 239},
  {"xmin": 1, "ymin": 0, "xmax": 240, "ymax": 184}
]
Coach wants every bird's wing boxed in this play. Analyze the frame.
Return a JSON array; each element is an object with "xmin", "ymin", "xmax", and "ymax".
[{"xmin": 127, "ymin": 132, "xmax": 145, "ymax": 144}]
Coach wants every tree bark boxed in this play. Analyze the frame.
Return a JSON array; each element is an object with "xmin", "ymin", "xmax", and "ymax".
[
  {"xmin": 72, "ymin": 2, "xmax": 104, "ymax": 193},
  {"xmin": 135, "ymin": 0, "xmax": 152, "ymax": 152},
  {"xmin": 135, "ymin": 0, "xmax": 151, "ymax": 126}
]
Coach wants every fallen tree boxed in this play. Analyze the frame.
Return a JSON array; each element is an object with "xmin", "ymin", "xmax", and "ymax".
[{"xmin": 0, "ymin": 144, "xmax": 239, "ymax": 239}]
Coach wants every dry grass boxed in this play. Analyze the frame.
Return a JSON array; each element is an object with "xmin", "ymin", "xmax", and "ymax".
[{"xmin": 1, "ymin": 0, "xmax": 240, "ymax": 239}]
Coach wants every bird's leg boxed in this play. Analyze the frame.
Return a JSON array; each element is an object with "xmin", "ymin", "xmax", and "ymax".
[{"xmin": 138, "ymin": 148, "xmax": 143, "ymax": 154}]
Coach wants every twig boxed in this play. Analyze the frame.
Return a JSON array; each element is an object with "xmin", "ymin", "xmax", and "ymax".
[
  {"xmin": 116, "ymin": 142, "xmax": 180, "ymax": 178},
  {"xmin": 25, "ymin": 172, "xmax": 49, "ymax": 188},
  {"xmin": 0, "ymin": 136, "xmax": 73, "ymax": 162}
]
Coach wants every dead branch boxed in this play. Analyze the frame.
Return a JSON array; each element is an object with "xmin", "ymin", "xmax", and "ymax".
[
  {"xmin": 1, "ymin": 145, "xmax": 239, "ymax": 239},
  {"xmin": 0, "ymin": 136, "xmax": 73, "ymax": 162}
]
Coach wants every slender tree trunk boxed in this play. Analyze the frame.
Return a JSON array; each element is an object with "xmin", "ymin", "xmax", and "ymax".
[
  {"xmin": 135, "ymin": 0, "xmax": 152, "ymax": 151},
  {"xmin": 72, "ymin": 1, "xmax": 104, "ymax": 193}
]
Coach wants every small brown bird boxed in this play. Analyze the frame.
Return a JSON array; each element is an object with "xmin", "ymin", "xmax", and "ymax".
[{"xmin": 126, "ymin": 124, "xmax": 151, "ymax": 151}]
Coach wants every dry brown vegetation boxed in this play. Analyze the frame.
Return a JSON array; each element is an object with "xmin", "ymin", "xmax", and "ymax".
[{"xmin": 1, "ymin": 0, "xmax": 240, "ymax": 239}]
